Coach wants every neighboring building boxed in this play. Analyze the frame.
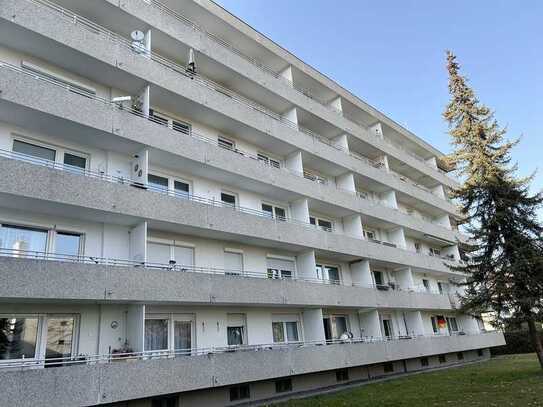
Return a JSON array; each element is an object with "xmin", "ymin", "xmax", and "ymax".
[{"xmin": 0, "ymin": 0, "xmax": 504, "ymax": 406}]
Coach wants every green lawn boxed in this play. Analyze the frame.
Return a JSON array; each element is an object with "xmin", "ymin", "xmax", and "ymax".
[{"xmin": 276, "ymin": 354, "xmax": 543, "ymax": 407}]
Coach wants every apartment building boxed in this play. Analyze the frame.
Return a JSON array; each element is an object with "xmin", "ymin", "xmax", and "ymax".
[{"xmin": 0, "ymin": 0, "xmax": 504, "ymax": 406}]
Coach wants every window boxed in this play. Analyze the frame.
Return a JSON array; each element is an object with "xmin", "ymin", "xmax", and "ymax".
[
  {"xmin": 149, "ymin": 109, "xmax": 169, "ymax": 126},
  {"xmin": 151, "ymin": 396, "xmax": 178, "ymax": 407},
  {"xmin": 174, "ymin": 180, "xmax": 190, "ymax": 197},
  {"xmin": 13, "ymin": 139, "xmax": 56, "ymax": 162},
  {"xmin": 373, "ymin": 270, "xmax": 385, "ymax": 287},
  {"xmin": 144, "ymin": 317, "xmax": 169, "ymax": 351},
  {"xmin": 224, "ymin": 251, "xmax": 243, "ymax": 275},
  {"xmin": 0, "ymin": 317, "xmax": 39, "ymax": 360},
  {"xmin": 272, "ymin": 319, "xmax": 300, "ymax": 343},
  {"xmin": 316, "ymin": 264, "xmax": 341, "ymax": 284},
  {"xmin": 336, "ymin": 369, "xmax": 349, "ymax": 382},
  {"xmin": 145, "ymin": 314, "xmax": 194, "ymax": 353},
  {"xmin": 63, "ymin": 152, "xmax": 87, "ymax": 170},
  {"xmin": 323, "ymin": 315, "xmax": 349, "ymax": 340},
  {"xmin": 429, "ymin": 247, "xmax": 442, "ymax": 257},
  {"xmin": 54, "ymin": 232, "xmax": 81, "ymax": 257},
  {"xmin": 148, "ymin": 174, "xmax": 169, "ymax": 192},
  {"xmin": 420, "ymin": 357, "xmax": 429, "ymax": 367},
  {"xmin": 218, "ymin": 136, "xmax": 235, "ymax": 151},
  {"xmin": 414, "ymin": 242, "xmax": 422, "ymax": 253},
  {"xmin": 477, "ymin": 349, "xmax": 484, "ymax": 357},
  {"xmin": 310, "ymin": 216, "xmax": 333, "ymax": 232},
  {"xmin": 267, "ymin": 257, "xmax": 295, "ymax": 280},
  {"xmin": 146, "ymin": 242, "xmax": 194, "ymax": 267},
  {"xmin": 221, "ymin": 192, "xmax": 237, "ymax": 207},
  {"xmin": 381, "ymin": 317, "xmax": 393, "ymax": 338},
  {"xmin": 257, "ymin": 153, "xmax": 281, "ymax": 169},
  {"xmin": 363, "ymin": 229, "xmax": 377, "ymax": 240},
  {"xmin": 422, "ymin": 279, "xmax": 430, "ymax": 292},
  {"xmin": 44, "ymin": 316, "xmax": 76, "ymax": 362},
  {"xmin": 438, "ymin": 354, "xmax": 446, "ymax": 364},
  {"xmin": 438, "ymin": 282, "xmax": 450, "ymax": 294},
  {"xmin": 261, "ymin": 203, "xmax": 286, "ymax": 221},
  {"xmin": 275, "ymin": 378, "xmax": 292, "ymax": 393},
  {"xmin": 227, "ymin": 314, "xmax": 246, "ymax": 346},
  {"xmin": 384, "ymin": 362, "xmax": 394, "ymax": 373},
  {"xmin": 457, "ymin": 352, "xmax": 464, "ymax": 361},
  {"xmin": 431, "ymin": 316, "xmax": 438, "ymax": 333},
  {"xmin": 229, "ymin": 384, "xmax": 250, "ymax": 401},
  {"xmin": 0, "ymin": 224, "xmax": 48, "ymax": 255},
  {"xmin": 172, "ymin": 120, "xmax": 191, "ymax": 135},
  {"xmin": 447, "ymin": 317, "xmax": 459, "ymax": 334}
]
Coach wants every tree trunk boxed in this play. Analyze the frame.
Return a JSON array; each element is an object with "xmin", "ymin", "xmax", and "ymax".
[{"xmin": 527, "ymin": 318, "xmax": 543, "ymax": 369}]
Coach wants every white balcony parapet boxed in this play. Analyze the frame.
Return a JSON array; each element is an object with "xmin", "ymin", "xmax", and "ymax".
[
  {"xmin": 0, "ymin": 146, "xmax": 462, "ymax": 266},
  {"xmin": 138, "ymin": 0, "xmax": 454, "ymax": 176},
  {"xmin": 0, "ymin": 61, "xmax": 458, "ymax": 241},
  {"xmin": 0, "ymin": 246, "xmax": 459, "ymax": 297},
  {"xmin": 0, "ymin": 331, "xmax": 498, "ymax": 370}
]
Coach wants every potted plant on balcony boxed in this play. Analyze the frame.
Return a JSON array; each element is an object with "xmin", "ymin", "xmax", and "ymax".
[{"xmin": 110, "ymin": 341, "xmax": 135, "ymax": 362}]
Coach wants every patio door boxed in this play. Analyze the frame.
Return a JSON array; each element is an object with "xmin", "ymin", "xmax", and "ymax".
[{"xmin": 173, "ymin": 316, "xmax": 193, "ymax": 355}]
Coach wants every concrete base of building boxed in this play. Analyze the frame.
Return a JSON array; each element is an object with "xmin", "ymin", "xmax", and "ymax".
[{"xmin": 105, "ymin": 349, "xmax": 490, "ymax": 407}]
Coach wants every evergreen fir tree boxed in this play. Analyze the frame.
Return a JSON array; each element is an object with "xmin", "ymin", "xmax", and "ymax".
[{"xmin": 444, "ymin": 51, "xmax": 543, "ymax": 368}]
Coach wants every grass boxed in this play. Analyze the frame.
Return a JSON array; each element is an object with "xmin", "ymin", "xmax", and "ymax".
[{"xmin": 275, "ymin": 354, "xmax": 543, "ymax": 407}]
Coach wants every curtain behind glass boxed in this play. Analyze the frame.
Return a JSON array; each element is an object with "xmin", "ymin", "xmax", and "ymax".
[{"xmin": 145, "ymin": 319, "xmax": 168, "ymax": 351}]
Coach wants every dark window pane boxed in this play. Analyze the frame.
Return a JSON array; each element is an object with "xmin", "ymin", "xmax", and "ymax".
[
  {"xmin": 227, "ymin": 326, "xmax": 244, "ymax": 346},
  {"xmin": 148, "ymin": 174, "xmax": 168, "ymax": 191},
  {"xmin": 274, "ymin": 207, "xmax": 286, "ymax": 219},
  {"xmin": 336, "ymin": 369, "xmax": 349, "ymax": 382},
  {"xmin": 218, "ymin": 138, "xmax": 234, "ymax": 150},
  {"xmin": 0, "ymin": 317, "xmax": 38, "ymax": 360},
  {"xmin": 275, "ymin": 378, "xmax": 292, "ymax": 393},
  {"xmin": 309, "ymin": 217, "xmax": 316, "ymax": 225},
  {"xmin": 221, "ymin": 193, "xmax": 236, "ymax": 205},
  {"xmin": 318, "ymin": 219, "xmax": 332, "ymax": 230},
  {"xmin": 272, "ymin": 322, "xmax": 284, "ymax": 343},
  {"xmin": 63, "ymin": 153, "xmax": 86, "ymax": 169},
  {"xmin": 420, "ymin": 357, "xmax": 429, "ymax": 367},
  {"xmin": 384, "ymin": 362, "xmax": 394, "ymax": 373},
  {"xmin": 261, "ymin": 204, "xmax": 273, "ymax": 215},
  {"xmin": 229, "ymin": 385, "xmax": 250, "ymax": 401},
  {"xmin": 13, "ymin": 140, "xmax": 56, "ymax": 161},
  {"xmin": 172, "ymin": 120, "xmax": 190, "ymax": 135},
  {"xmin": 174, "ymin": 181, "xmax": 189, "ymax": 194}
]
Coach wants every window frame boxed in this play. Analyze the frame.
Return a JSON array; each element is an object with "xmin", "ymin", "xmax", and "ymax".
[
  {"xmin": 275, "ymin": 378, "xmax": 293, "ymax": 394},
  {"xmin": 261, "ymin": 202, "xmax": 287, "ymax": 221},
  {"xmin": 11, "ymin": 136, "xmax": 90, "ymax": 171},
  {"xmin": 271, "ymin": 316, "xmax": 302, "ymax": 344},
  {"xmin": 315, "ymin": 263, "xmax": 341, "ymax": 284},
  {"xmin": 0, "ymin": 222, "xmax": 85, "ymax": 258},
  {"xmin": 309, "ymin": 215, "xmax": 334, "ymax": 232},
  {"xmin": 144, "ymin": 313, "xmax": 196, "ymax": 354}
]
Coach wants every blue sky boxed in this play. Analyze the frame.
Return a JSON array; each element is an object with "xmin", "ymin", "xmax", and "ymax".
[{"xmin": 215, "ymin": 0, "xmax": 543, "ymax": 201}]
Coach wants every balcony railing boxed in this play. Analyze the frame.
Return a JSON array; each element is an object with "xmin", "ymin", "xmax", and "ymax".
[
  {"xmin": 0, "ymin": 331, "xmax": 494, "ymax": 370},
  {"xmin": 0, "ymin": 246, "xmax": 457, "ymax": 297},
  {"xmin": 25, "ymin": 0, "xmax": 450, "ymax": 192},
  {"xmin": 0, "ymin": 61, "xmax": 457, "ymax": 239},
  {"xmin": 141, "ymin": 0, "xmax": 453, "ymax": 177},
  {"xmin": 0, "ymin": 145, "xmax": 460, "ymax": 266}
]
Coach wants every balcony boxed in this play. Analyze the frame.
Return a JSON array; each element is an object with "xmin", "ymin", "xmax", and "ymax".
[
  {"xmin": 0, "ymin": 251, "xmax": 455, "ymax": 310},
  {"xmin": 0, "ymin": 60, "xmax": 464, "ymax": 249},
  {"xmin": 87, "ymin": 0, "xmax": 458, "ymax": 188},
  {"xmin": 0, "ymin": 0, "xmax": 459, "ymax": 200},
  {"xmin": 0, "ymin": 332, "xmax": 505, "ymax": 406},
  {"xmin": 0, "ymin": 151, "xmax": 461, "ymax": 274}
]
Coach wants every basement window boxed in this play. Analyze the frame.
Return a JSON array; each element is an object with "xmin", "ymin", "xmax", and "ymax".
[
  {"xmin": 336, "ymin": 369, "xmax": 349, "ymax": 382},
  {"xmin": 275, "ymin": 378, "xmax": 293, "ymax": 393},
  {"xmin": 457, "ymin": 352, "xmax": 464, "ymax": 361},
  {"xmin": 229, "ymin": 384, "xmax": 250, "ymax": 401},
  {"xmin": 420, "ymin": 357, "xmax": 429, "ymax": 367},
  {"xmin": 384, "ymin": 362, "xmax": 394, "ymax": 373},
  {"xmin": 439, "ymin": 354, "xmax": 446, "ymax": 364}
]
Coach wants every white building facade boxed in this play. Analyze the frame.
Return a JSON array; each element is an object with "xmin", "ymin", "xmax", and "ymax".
[{"xmin": 0, "ymin": 0, "xmax": 504, "ymax": 406}]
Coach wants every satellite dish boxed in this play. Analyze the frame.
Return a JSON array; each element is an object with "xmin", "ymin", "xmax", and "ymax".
[{"xmin": 131, "ymin": 30, "xmax": 145, "ymax": 42}]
